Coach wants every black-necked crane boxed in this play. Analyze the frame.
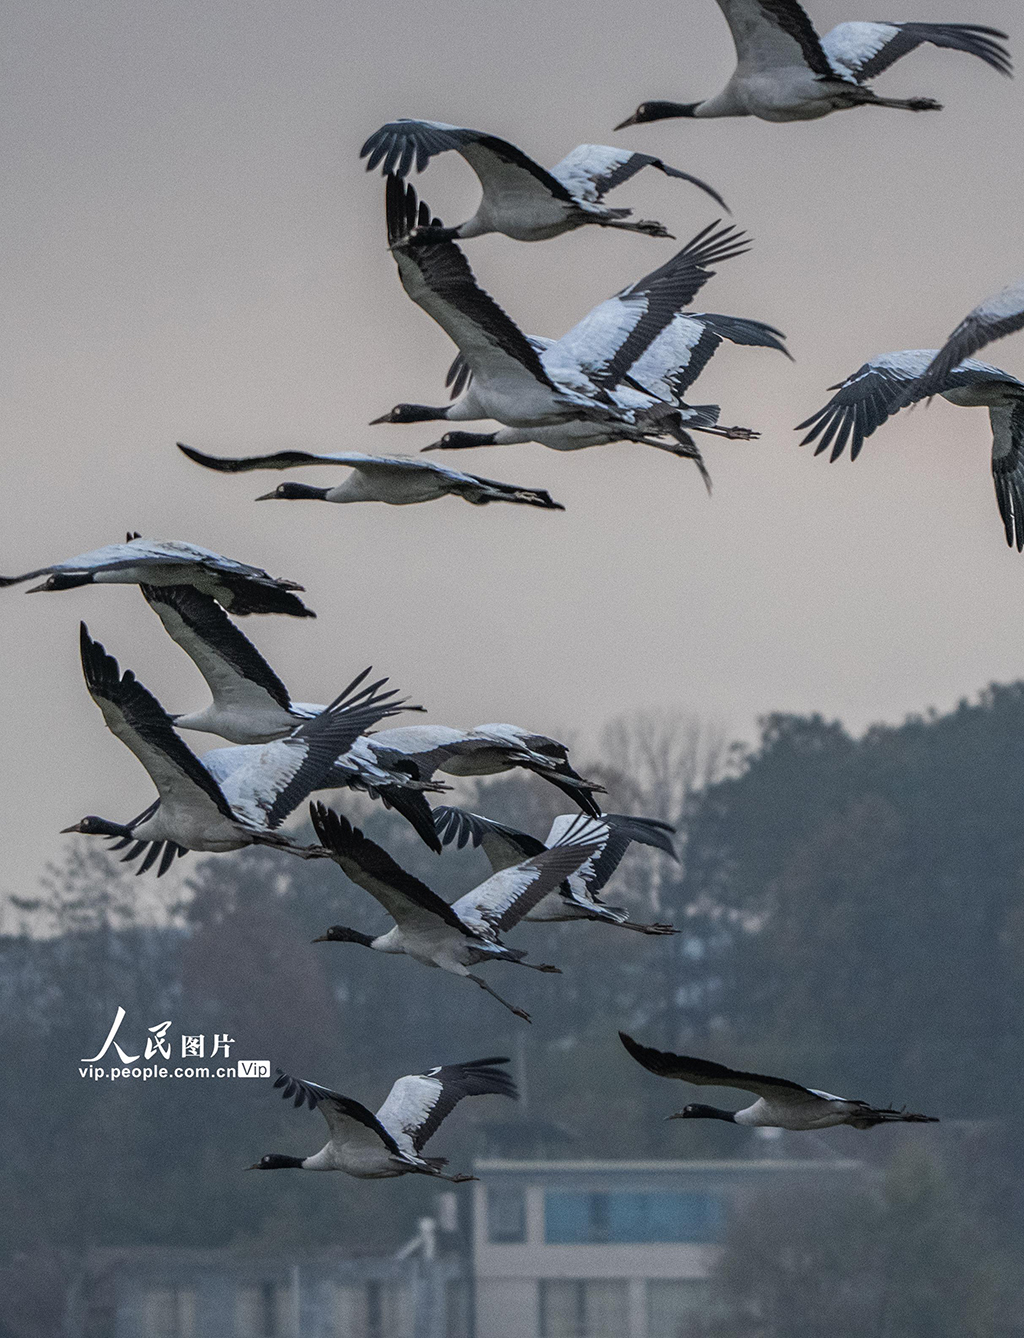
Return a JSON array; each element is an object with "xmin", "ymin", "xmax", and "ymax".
[
  {"xmin": 138, "ymin": 584, "xmax": 445, "ymax": 851},
  {"xmin": 619, "ymin": 1033, "xmax": 938, "ymax": 1130},
  {"xmin": 310, "ymin": 803, "xmax": 605, "ymax": 1021},
  {"xmin": 374, "ymin": 175, "xmax": 677, "ymax": 452},
  {"xmin": 361, "ymin": 120, "xmax": 728, "ymax": 242},
  {"xmin": 797, "ymin": 350, "xmax": 1024, "ymax": 548},
  {"xmin": 422, "ymin": 243, "xmax": 790, "ymax": 478},
  {"xmin": 63, "ymin": 625, "xmax": 410, "ymax": 876},
  {"xmin": 251, "ymin": 1057, "xmax": 516, "ymax": 1181},
  {"xmin": 615, "ymin": 1, "xmax": 1010, "ymax": 128},
  {"xmin": 0, "ymin": 535, "xmax": 313, "ymax": 617},
  {"xmin": 342, "ymin": 722, "xmax": 606, "ymax": 817},
  {"xmin": 433, "ymin": 806, "xmax": 679, "ymax": 934},
  {"xmin": 899, "ymin": 277, "xmax": 1024, "ymax": 403},
  {"xmin": 375, "ymin": 179, "xmax": 788, "ymax": 487},
  {"xmin": 175, "ymin": 444, "xmax": 563, "ymax": 511}
]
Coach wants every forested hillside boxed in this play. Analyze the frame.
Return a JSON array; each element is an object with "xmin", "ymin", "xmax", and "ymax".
[{"xmin": 5, "ymin": 690, "xmax": 1024, "ymax": 1331}]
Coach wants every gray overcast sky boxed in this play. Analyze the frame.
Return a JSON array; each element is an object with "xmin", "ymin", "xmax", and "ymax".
[{"xmin": 1, "ymin": 0, "xmax": 1021, "ymax": 900}]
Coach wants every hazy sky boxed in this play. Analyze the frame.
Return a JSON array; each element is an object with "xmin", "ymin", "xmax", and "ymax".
[{"xmin": 1, "ymin": 0, "xmax": 1022, "ymax": 901}]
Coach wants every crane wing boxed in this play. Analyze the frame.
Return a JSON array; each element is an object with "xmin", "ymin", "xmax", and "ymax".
[
  {"xmin": 902, "ymin": 279, "xmax": 1024, "ymax": 403},
  {"xmin": 547, "ymin": 813, "xmax": 677, "ymax": 897},
  {"xmin": 433, "ymin": 806, "xmax": 545, "ymax": 871},
  {"xmin": 820, "ymin": 21, "xmax": 1011, "ymax": 82},
  {"xmin": 78, "ymin": 623, "xmax": 236, "ymax": 824},
  {"xmin": 362, "ymin": 724, "xmax": 473, "ymax": 783},
  {"xmin": 714, "ymin": 0, "xmax": 837, "ymax": 79},
  {"xmin": 626, "ymin": 311, "xmax": 789, "ymax": 403},
  {"xmin": 272, "ymin": 1070, "xmax": 403, "ymax": 1154},
  {"xmin": 310, "ymin": 804, "xmax": 478, "ymax": 937},
  {"xmin": 220, "ymin": 671, "xmax": 410, "ymax": 829},
  {"xmin": 796, "ymin": 350, "xmax": 1018, "ymax": 462},
  {"xmin": 362, "ymin": 119, "xmax": 572, "ymax": 202},
  {"xmin": 992, "ymin": 402, "xmax": 1024, "ymax": 551},
  {"xmin": 549, "ymin": 144, "xmax": 728, "ymax": 211},
  {"xmin": 452, "ymin": 816, "xmax": 606, "ymax": 933},
  {"xmin": 551, "ymin": 223, "xmax": 751, "ymax": 393},
  {"xmin": 619, "ymin": 1033, "xmax": 817, "ymax": 1105},
  {"xmin": 376, "ymin": 1057, "xmax": 517, "ymax": 1155},
  {"xmin": 177, "ymin": 443, "xmax": 390, "ymax": 473},
  {"xmin": 141, "ymin": 584, "xmax": 293, "ymax": 720},
  {"xmin": 386, "ymin": 175, "xmax": 560, "ymax": 398}
]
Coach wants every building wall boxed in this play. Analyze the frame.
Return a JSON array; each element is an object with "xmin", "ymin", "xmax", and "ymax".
[
  {"xmin": 476, "ymin": 1279, "xmax": 539, "ymax": 1338},
  {"xmin": 472, "ymin": 1159, "xmax": 864, "ymax": 1338}
]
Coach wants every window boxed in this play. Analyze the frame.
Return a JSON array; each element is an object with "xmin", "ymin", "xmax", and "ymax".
[
  {"xmin": 322, "ymin": 1282, "xmax": 406, "ymax": 1338},
  {"xmin": 647, "ymin": 1281, "xmax": 712, "ymax": 1338},
  {"xmin": 142, "ymin": 1287, "xmax": 196, "ymax": 1338},
  {"xmin": 234, "ymin": 1281, "xmax": 291, "ymax": 1336},
  {"xmin": 445, "ymin": 1279, "xmax": 471, "ymax": 1338},
  {"xmin": 366, "ymin": 1281, "xmax": 406, "ymax": 1338},
  {"xmin": 539, "ymin": 1280, "xmax": 629, "ymax": 1338},
  {"xmin": 324, "ymin": 1283, "xmax": 360, "ymax": 1336},
  {"xmin": 487, "ymin": 1184, "xmax": 527, "ymax": 1242},
  {"xmin": 544, "ymin": 1191, "xmax": 723, "ymax": 1244}
]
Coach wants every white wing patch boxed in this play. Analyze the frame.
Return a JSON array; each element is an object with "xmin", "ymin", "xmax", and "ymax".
[
  {"xmin": 376, "ymin": 1073, "xmax": 444, "ymax": 1156},
  {"xmin": 549, "ymin": 145, "xmax": 636, "ymax": 201},
  {"xmin": 216, "ymin": 737, "xmax": 309, "ymax": 826},
  {"xmin": 547, "ymin": 295, "xmax": 651, "ymax": 384},
  {"xmin": 625, "ymin": 316, "xmax": 709, "ymax": 400},
  {"xmin": 820, "ymin": 21, "xmax": 898, "ymax": 78},
  {"xmin": 452, "ymin": 863, "xmax": 546, "ymax": 936}
]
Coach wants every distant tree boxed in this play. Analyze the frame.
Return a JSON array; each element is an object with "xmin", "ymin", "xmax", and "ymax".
[
  {"xmin": 712, "ymin": 1152, "xmax": 1002, "ymax": 1338},
  {"xmin": 0, "ymin": 1246, "xmax": 75, "ymax": 1338},
  {"xmin": 679, "ymin": 691, "xmax": 1024, "ymax": 1116},
  {"xmin": 181, "ymin": 848, "xmax": 343, "ymax": 1074}
]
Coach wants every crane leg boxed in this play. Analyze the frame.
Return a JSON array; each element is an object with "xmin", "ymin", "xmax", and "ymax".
[
  {"xmin": 863, "ymin": 95, "xmax": 941, "ymax": 112},
  {"xmin": 467, "ymin": 974, "xmax": 531, "ymax": 1023},
  {"xmin": 692, "ymin": 422, "xmax": 759, "ymax": 441},
  {"xmin": 599, "ymin": 215, "xmax": 674, "ymax": 239},
  {"xmin": 618, "ymin": 920, "xmax": 679, "ymax": 935}
]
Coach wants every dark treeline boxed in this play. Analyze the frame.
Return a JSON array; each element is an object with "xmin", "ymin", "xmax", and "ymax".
[{"xmin": 6, "ymin": 693, "xmax": 1024, "ymax": 1332}]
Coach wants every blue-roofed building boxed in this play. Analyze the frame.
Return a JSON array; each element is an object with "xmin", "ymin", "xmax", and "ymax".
[{"xmin": 470, "ymin": 1157, "xmax": 865, "ymax": 1338}]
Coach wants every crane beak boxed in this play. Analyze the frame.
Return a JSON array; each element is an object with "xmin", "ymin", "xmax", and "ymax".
[
  {"xmin": 245, "ymin": 1162, "xmax": 262, "ymax": 1171},
  {"xmin": 311, "ymin": 933, "xmax": 329, "ymax": 943},
  {"xmin": 665, "ymin": 1111, "xmax": 685, "ymax": 1121},
  {"xmin": 61, "ymin": 822, "xmax": 85, "ymax": 834},
  {"xmin": 254, "ymin": 491, "xmax": 278, "ymax": 501},
  {"xmin": 368, "ymin": 413, "xmax": 391, "ymax": 425},
  {"xmin": 25, "ymin": 581, "xmax": 49, "ymax": 593},
  {"xmin": 614, "ymin": 112, "xmax": 640, "ymax": 131}
]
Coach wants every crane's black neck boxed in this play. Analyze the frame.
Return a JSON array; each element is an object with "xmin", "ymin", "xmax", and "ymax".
[
  {"xmin": 42, "ymin": 572, "xmax": 95, "ymax": 590},
  {"xmin": 314, "ymin": 925, "xmax": 376, "ymax": 948},
  {"xmin": 635, "ymin": 100, "xmax": 701, "ymax": 123},
  {"xmin": 390, "ymin": 404, "xmax": 450, "ymax": 423},
  {"xmin": 679, "ymin": 1104, "xmax": 738, "ymax": 1122},
  {"xmin": 427, "ymin": 431, "xmax": 498, "ymax": 450},
  {"xmin": 269, "ymin": 483, "xmax": 331, "ymax": 501},
  {"xmin": 66, "ymin": 816, "xmax": 135, "ymax": 839}
]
